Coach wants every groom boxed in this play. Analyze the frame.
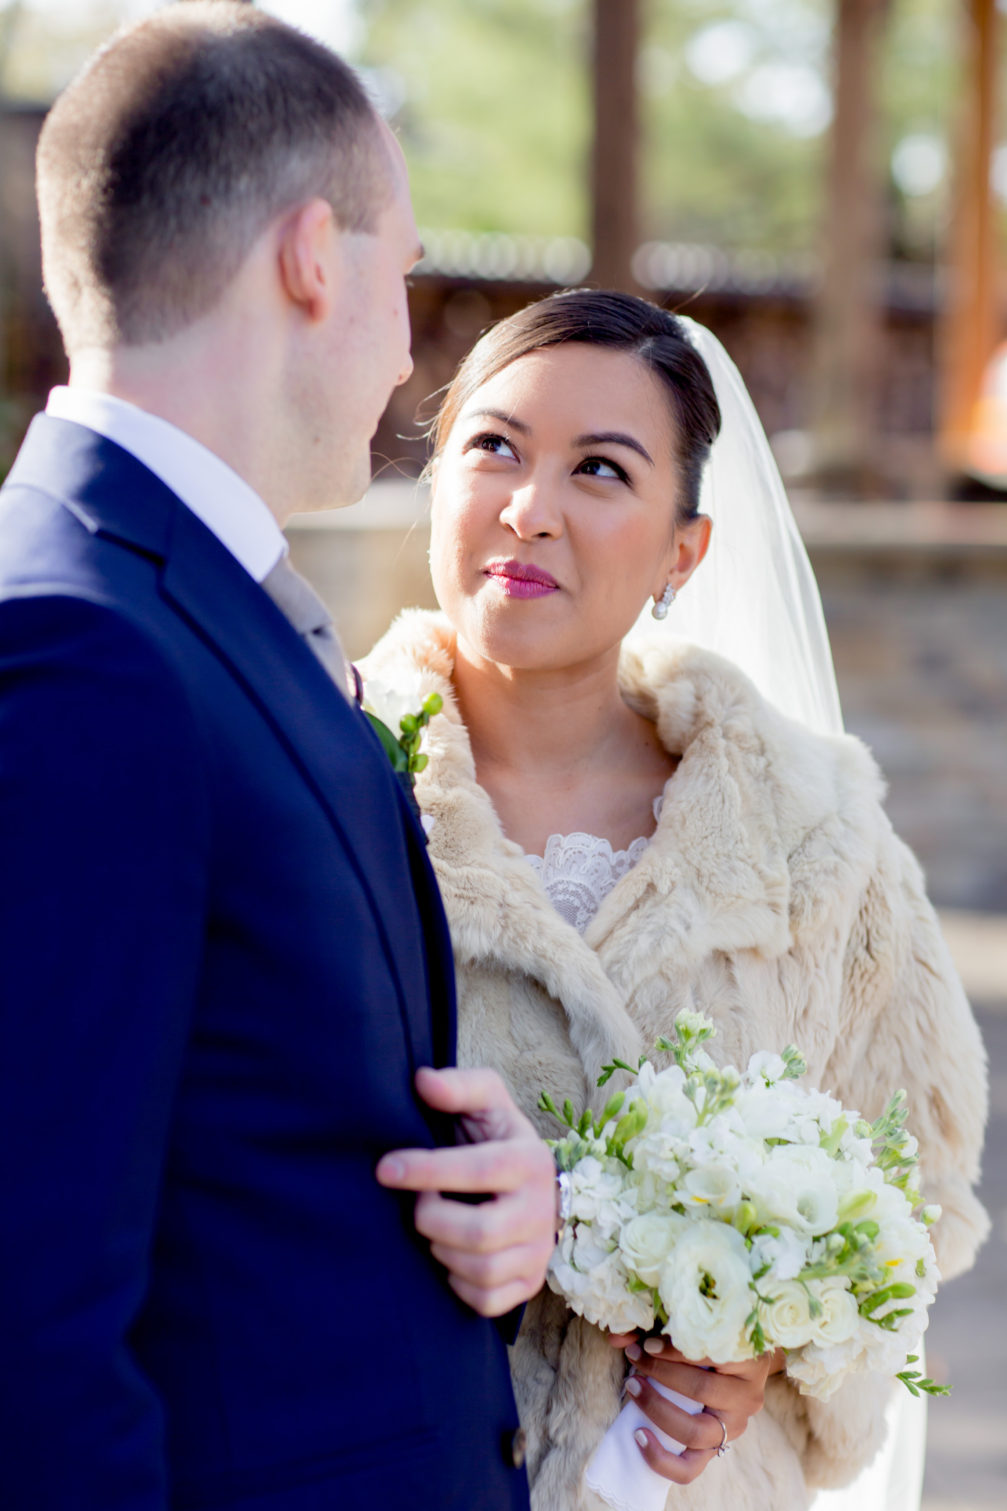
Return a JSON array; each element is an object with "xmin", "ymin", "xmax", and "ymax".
[{"xmin": 0, "ymin": 5, "xmax": 556, "ymax": 1507}]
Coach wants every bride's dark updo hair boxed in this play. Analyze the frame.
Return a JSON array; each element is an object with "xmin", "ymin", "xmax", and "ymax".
[{"xmin": 429, "ymin": 289, "xmax": 722, "ymax": 520}]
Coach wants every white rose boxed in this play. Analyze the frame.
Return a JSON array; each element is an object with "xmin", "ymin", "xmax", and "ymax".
[
  {"xmin": 659, "ymin": 1221, "xmax": 754, "ymax": 1363},
  {"xmin": 760, "ymin": 1279, "xmax": 816, "ymax": 1349},
  {"xmin": 809, "ymin": 1279, "xmax": 860, "ymax": 1346},
  {"xmin": 361, "ymin": 674, "xmax": 427, "ymax": 734},
  {"xmin": 620, "ymin": 1213, "xmax": 688, "ymax": 1286}
]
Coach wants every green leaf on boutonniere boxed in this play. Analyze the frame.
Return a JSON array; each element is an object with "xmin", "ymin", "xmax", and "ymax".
[
  {"xmin": 362, "ymin": 690, "xmax": 444, "ymax": 791},
  {"xmin": 363, "ymin": 710, "xmax": 411, "ymax": 774}
]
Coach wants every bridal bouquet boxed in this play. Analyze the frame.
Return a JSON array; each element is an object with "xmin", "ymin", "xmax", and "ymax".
[{"xmin": 542, "ymin": 1011, "xmax": 946, "ymax": 1404}]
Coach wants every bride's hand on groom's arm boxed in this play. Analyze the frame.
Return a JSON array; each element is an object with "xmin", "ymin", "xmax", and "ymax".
[
  {"xmin": 376, "ymin": 1066, "xmax": 557, "ymax": 1318},
  {"xmin": 607, "ymin": 1333, "xmax": 785, "ymax": 1484}
]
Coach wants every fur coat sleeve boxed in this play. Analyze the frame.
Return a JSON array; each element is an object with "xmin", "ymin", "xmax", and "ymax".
[
  {"xmin": 765, "ymin": 822, "xmax": 990, "ymax": 1492},
  {"xmin": 360, "ymin": 612, "xmax": 989, "ymax": 1511}
]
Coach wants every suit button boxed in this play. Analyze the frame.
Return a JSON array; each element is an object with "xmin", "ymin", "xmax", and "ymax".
[{"xmin": 507, "ymin": 1426, "xmax": 528, "ymax": 1469}]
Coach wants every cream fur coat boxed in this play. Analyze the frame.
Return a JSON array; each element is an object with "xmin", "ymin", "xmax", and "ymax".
[{"xmin": 362, "ymin": 610, "xmax": 989, "ymax": 1511}]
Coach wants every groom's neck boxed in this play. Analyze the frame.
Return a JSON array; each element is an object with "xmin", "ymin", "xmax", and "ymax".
[{"xmin": 66, "ymin": 289, "xmax": 292, "ymax": 524}]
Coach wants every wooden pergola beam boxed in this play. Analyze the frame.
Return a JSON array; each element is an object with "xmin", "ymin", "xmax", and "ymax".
[
  {"xmin": 589, "ymin": 0, "xmax": 640, "ymax": 292},
  {"xmin": 808, "ymin": 0, "xmax": 893, "ymax": 494},
  {"xmin": 939, "ymin": 0, "xmax": 1000, "ymax": 474}
]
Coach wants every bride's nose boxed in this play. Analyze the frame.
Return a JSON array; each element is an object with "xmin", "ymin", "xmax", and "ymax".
[{"xmin": 499, "ymin": 481, "xmax": 562, "ymax": 540}]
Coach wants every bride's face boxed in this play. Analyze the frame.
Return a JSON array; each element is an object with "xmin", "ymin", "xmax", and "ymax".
[{"xmin": 429, "ymin": 343, "xmax": 709, "ymax": 674}]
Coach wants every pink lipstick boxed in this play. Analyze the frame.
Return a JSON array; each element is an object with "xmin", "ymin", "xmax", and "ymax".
[{"xmin": 483, "ymin": 559, "xmax": 559, "ymax": 599}]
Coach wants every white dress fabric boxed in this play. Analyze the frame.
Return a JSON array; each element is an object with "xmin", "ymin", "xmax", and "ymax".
[{"xmin": 525, "ymin": 801, "xmax": 661, "ymax": 934}]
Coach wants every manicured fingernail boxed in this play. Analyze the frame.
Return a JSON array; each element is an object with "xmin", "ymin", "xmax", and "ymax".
[
  {"xmin": 634, "ymin": 1430, "xmax": 649, "ymax": 1449},
  {"xmin": 625, "ymin": 1342, "xmax": 642, "ymax": 1361},
  {"xmin": 625, "ymin": 1376, "xmax": 642, "ymax": 1398},
  {"xmin": 643, "ymin": 1337, "xmax": 664, "ymax": 1355},
  {"xmin": 377, "ymin": 1156, "xmax": 405, "ymax": 1182}
]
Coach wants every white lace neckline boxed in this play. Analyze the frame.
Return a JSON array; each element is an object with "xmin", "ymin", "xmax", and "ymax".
[{"xmin": 524, "ymin": 798, "xmax": 662, "ymax": 935}]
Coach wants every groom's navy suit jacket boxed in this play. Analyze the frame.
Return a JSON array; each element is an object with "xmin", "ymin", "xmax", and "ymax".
[{"xmin": 0, "ymin": 416, "xmax": 528, "ymax": 1511}]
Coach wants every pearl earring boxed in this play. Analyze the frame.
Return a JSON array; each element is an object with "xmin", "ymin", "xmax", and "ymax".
[{"xmin": 651, "ymin": 583, "xmax": 676, "ymax": 621}]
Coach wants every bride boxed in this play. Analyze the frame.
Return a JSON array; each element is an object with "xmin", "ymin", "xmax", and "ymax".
[{"xmin": 360, "ymin": 290, "xmax": 988, "ymax": 1510}]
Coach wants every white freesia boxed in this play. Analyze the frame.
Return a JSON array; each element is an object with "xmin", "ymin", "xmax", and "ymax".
[{"xmin": 681, "ymin": 1161, "xmax": 743, "ymax": 1211}]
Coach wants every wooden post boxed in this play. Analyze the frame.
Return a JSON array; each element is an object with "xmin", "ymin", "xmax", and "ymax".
[
  {"xmin": 808, "ymin": 0, "xmax": 892, "ymax": 494},
  {"xmin": 939, "ymin": 0, "xmax": 1000, "ymax": 477},
  {"xmin": 589, "ymin": 0, "xmax": 640, "ymax": 292}
]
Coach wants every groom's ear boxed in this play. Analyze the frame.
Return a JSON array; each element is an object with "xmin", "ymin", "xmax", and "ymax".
[{"xmin": 277, "ymin": 199, "xmax": 341, "ymax": 324}]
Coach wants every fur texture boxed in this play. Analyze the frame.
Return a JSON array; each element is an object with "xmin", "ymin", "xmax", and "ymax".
[{"xmin": 362, "ymin": 611, "xmax": 989, "ymax": 1511}]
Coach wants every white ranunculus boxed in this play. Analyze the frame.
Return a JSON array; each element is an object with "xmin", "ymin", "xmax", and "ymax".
[
  {"xmin": 620, "ymin": 1212, "xmax": 688, "ymax": 1286},
  {"xmin": 659, "ymin": 1221, "xmax": 754, "ymax": 1363},
  {"xmin": 760, "ymin": 1279, "xmax": 817, "ymax": 1349},
  {"xmin": 808, "ymin": 1279, "xmax": 860, "ymax": 1346}
]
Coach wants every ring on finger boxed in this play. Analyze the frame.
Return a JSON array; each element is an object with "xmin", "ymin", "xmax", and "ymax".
[{"xmin": 710, "ymin": 1413, "xmax": 728, "ymax": 1457}]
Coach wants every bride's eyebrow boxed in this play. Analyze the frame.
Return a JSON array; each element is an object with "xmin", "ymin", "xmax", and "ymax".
[
  {"xmin": 460, "ymin": 407, "xmax": 530, "ymax": 433},
  {"xmin": 574, "ymin": 431, "xmax": 654, "ymax": 466}
]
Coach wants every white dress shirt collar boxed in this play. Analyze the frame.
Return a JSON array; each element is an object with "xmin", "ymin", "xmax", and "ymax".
[{"xmin": 45, "ymin": 386, "xmax": 286, "ymax": 583}]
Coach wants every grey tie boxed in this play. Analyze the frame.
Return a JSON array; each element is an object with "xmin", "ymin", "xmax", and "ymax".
[{"xmin": 261, "ymin": 556, "xmax": 349, "ymax": 698}]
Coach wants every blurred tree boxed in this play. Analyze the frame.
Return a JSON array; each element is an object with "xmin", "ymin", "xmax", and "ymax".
[
  {"xmin": 359, "ymin": 0, "xmax": 980, "ymax": 257},
  {"xmin": 358, "ymin": 0, "xmax": 591, "ymax": 237}
]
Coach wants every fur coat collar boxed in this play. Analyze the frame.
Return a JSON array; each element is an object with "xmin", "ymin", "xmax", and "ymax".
[{"xmin": 362, "ymin": 608, "xmax": 883, "ymax": 1095}]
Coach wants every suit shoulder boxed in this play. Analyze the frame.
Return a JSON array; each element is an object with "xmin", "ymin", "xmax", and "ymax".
[{"xmin": 0, "ymin": 592, "xmax": 202, "ymax": 759}]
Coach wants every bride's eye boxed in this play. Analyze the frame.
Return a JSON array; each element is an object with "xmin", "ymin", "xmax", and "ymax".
[
  {"xmin": 464, "ymin": 432, "xmax": 518, "ymax": 461},
  {"xmin": 577, "ymin": 456, "xmax": 629, "ymax": 483}
]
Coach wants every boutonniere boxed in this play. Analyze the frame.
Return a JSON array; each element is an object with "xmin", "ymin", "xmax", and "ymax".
[{"xmin": 361, "ymin": 675, "xmax": 443, "ymax": 798}]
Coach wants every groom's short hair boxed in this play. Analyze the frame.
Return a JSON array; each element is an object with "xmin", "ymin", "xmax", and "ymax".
[{"xmin": 37, "ymin": 0, "xmax": 388, "ymax": 352}]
